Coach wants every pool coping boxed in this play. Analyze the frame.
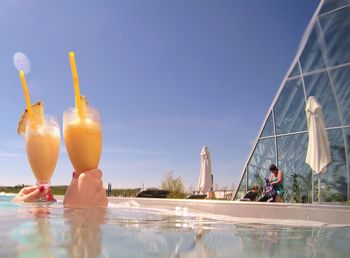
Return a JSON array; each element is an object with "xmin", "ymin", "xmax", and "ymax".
[{"xmin": 108, "ymin": 197, "xmax": 350, "ymax": 226}]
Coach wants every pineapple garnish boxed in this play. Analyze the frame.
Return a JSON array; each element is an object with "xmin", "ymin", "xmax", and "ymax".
[
  {"xmin": 80, "ymin": 95, "xmax": 89, "ymax": 112},
  {"xmin": 17, "ymin": 101, "xmax": 45, "ymax": 135}
]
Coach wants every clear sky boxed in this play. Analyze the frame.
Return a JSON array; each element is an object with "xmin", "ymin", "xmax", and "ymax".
[{"xmin": 0, "ymin": 0, "xmax": 319, "ymax": 189}]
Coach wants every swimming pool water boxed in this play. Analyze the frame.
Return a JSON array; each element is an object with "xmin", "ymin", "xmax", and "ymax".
[{"xmin": 0, "ymin": 194, "xmax": 349, "ymax": 258}]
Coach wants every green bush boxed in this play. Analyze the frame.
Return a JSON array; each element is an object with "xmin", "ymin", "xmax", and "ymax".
[{"xmin": 160, "ymin": 171, "xmax": 186, "ymax": 199}]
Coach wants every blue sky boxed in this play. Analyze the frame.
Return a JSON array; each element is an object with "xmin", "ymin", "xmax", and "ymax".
[{"xmin": 0, "ymin": 0, "xmax": 319, "ymax": 189}]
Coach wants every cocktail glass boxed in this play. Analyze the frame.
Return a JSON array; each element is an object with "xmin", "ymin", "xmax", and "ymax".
[
  {"xmin": 25, "ymin": 115, "xmax": 60, "ymax": 199},
  {"xmin": 63, "ymin": 106, "xmax": 102, "ymax": 174}
]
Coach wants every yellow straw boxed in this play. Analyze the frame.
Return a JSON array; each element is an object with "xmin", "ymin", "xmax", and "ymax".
[
  {"xmin": 19, "ymin": 70, "xmax": 32, "ymax": 120},
  {"xmin": 69, "ymin": 52, "xmax": 83, "ymax": 118}
]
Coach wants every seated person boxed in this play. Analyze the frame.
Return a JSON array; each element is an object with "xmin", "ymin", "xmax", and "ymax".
[
  {"xmin": 240, "ymin": 185, "xmax": 259, "ymax": 201},
  {"xmin": 258, "ymin": 178, "xmax": 276, "ymax": 202},
  {"xmin": 13, "ymin": 169, "xmax": 108, "ymax": 208}
]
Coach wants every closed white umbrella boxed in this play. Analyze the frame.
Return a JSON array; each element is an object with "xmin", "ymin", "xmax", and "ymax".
[
  {"xmin": 197, "ymin": 146, "xmax": 213, "ymax": 194},
  {"xmin": 305, "ymin": 96, "xmax": 331, "ymax": 202}
]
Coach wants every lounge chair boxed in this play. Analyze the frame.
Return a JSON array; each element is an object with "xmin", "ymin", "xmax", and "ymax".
[{"xmin": 185, "ymin": 194, "xmax": 207, "ymax": 199}]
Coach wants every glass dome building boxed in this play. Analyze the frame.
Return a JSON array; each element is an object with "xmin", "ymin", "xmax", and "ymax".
[{"xmin": 234, "ymin": 0, "xmax": 350, "ymax": 203}]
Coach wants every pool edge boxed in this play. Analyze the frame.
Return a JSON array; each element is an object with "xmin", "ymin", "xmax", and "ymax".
[{"xmin": 108, "ymin": 197, "xmax": 350, "ymax": 226}]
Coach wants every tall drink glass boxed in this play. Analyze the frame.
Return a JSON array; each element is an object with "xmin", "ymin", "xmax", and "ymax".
[
  {"xmin": 63, "ymin": 106, "xmax": 102, "ymax": 173},
  {"xmin": 25, "ymin": 115, "xmax": 60, "ymax": 193}
]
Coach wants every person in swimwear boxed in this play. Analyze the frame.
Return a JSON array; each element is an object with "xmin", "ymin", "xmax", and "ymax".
[{"xmin": 268, "ymin": 164, "xmax": 284, "ymax": 202}]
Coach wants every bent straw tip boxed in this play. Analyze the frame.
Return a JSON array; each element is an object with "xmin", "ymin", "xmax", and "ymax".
[
  {"xmin": 69, "ymin": 52, "xmax": 75, "ymax": 58},
  {"xmin": 19, "ymin": 70, "xmax": 25, "ymax": 76}
]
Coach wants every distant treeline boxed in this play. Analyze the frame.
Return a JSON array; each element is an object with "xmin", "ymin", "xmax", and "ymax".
[
  {"xmin": 0, "ymin": 185, "xmax": 142, "ymax": 197},
  {"xmin": 0, "ymin": 185, "xmax": 27, "ymax": 194},
  {"xmin": 0, "ymin": 185, "xmax": 68, "ymax": 195},
  {"xmin": 110, "ymin": 188, "xmax": 142, "ymax": 197}
]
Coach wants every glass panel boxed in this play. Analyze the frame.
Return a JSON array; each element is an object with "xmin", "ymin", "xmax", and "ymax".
[
  {"xmin": 234, "ymin": 169, "xmax": 247, "ymax": 200},
  {"xmin": 319, "ymin": 0, "xmax": 349, "ymax": 15},
  {"xmin": 299, "ymin": 25, "xmax": 326, "ymax": 73},
  {"xmin": 247, "ymin": 165, "xmax": 265, "ymax": 198},
  {"xmin": 260, "ymin": 112, "xmax": 274, "ymax": 137},
  {"xmin": 329, "ymin": 65, "xmax": 350, "ymax": 126},
  {"xmin": 274, "ymin": 78, "xmax": 307, "ymax": 135},
  {"xmin": 277, "ymin": 133, "xmax": 312, "ymax": 203},
  {"xmin": 320, "ymin": 128, "xmax": 347, "ymax": 202},
  {"xmin": 289, "ymin": 63, "xmax": 300, "ymax": 78},
  {"xmin": 247, "ymin": 138, "xmax": 276, "ymax": 197},
  {"xmin": 304, "ymin": 71, "xmax": 341, "ymax": 127},
  {"xmin": 345, "ymin": 128, "xmax": 350, "ymax": 199},
  {"xmin": 319, "ymin": 6, "xmax": 350, "ymax": 66}
]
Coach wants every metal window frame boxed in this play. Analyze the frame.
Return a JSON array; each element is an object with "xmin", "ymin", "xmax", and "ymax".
[{"xmin": 234, "ymin": 0, "xmax": 350, "ymax": 201}]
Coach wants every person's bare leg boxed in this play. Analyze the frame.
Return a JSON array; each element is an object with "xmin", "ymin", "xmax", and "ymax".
[{"xmin": 274, "ymin": 195, "xmax": 283, "ymax": 203}]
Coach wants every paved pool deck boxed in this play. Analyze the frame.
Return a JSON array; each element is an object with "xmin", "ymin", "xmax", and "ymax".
[{"xmin": 108, "ymin": 197, "xmax": 350, "ymax": 226}]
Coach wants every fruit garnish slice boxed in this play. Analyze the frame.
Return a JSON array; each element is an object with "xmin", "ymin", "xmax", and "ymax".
[
  {"xmin": 79, "ymin": 95, "xmax": 89, "ymax": 119},
  {"xmin": 80, "ymin": 95, "xmax": 89, "ymax": 112},
  {"xmin": 17, "ymin": 101, "xmax": 44, "ymax": 135}
]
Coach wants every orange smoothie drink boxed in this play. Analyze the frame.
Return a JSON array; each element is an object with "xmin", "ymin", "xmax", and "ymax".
[
  {"xmin": 17, "ymin": 69, "xmax": 60, "ymax": 192},
  {"xmin": 63, "ymin": 106, "xmax": 102, "ymax": 173},
  {"xmin": 25, "ymin": 115, "xmax": 60, "ymax": 185}
]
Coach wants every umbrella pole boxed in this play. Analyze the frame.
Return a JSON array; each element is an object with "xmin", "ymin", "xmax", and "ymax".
[
  {"xmin": 312, "ymin": 172, "xmax": 314, "ymax": 203},
  {"xmin": 318, "ymin": 176, "xmax": 321, "ymax": 203}
]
